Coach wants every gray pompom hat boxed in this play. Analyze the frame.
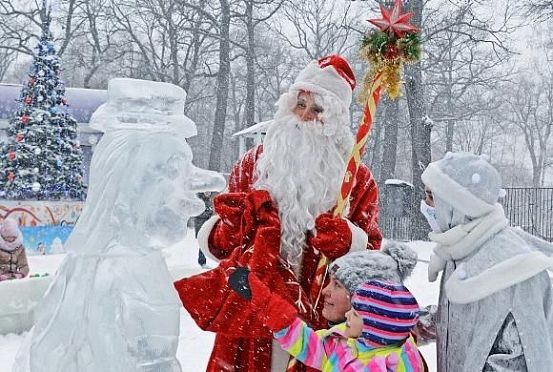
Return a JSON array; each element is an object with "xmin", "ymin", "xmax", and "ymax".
[{"xmin": 329, "ymin": 241, "xmax": 418, "ymax": 294}]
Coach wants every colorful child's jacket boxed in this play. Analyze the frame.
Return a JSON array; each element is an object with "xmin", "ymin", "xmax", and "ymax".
[{"xmin": 274, "ymin": 318, "xmax": 425, "ymax": 372}]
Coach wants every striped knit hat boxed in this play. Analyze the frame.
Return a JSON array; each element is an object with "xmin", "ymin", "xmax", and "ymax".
[{"xmin": 351, "ymin": 280, "xmax": 419, "ymax": 348}]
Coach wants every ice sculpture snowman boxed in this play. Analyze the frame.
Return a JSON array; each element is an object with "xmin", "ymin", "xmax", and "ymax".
[{"xmin": 13, "ymin": 78, "xmax": 226, "ymax": 372}]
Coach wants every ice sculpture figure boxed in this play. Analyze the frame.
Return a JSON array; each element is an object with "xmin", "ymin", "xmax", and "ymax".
[{"xmin": 13, "ymin": 78, "xmax": 226, "ymax": 372}]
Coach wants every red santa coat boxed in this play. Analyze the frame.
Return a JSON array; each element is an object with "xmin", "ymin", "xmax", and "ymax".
[{"xmin": 200, "ymin": 145, "xmax": 382, "ymax": 372}]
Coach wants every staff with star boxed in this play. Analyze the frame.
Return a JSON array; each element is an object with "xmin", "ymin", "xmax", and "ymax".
[{"xmin": 310, "ymin": 0, "xmax": 422, "ymax": 321}]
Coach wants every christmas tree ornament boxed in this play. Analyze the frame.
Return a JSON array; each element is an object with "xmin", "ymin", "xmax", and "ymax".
[
  {"xmin": 32, "ymin": 182, "xmax": 41, "ymax": 192},
  {"xmin": 8, "ymin": 152, "xmax": 16, "ymax": 161},
  {"xmin": 15, "ymin": 134, "xmax": 24, "ymax": 142},
  {"xmin": 34, "ymin": 148, "xmax": 42, "ymax": 155},
  {"xmin": 7, "ymin": 172, "xmax": 15, "ymax": 182},
  {"xmin": 21, "ymin": 115, "xmax": 30, "ymax": 124},
  {"xmin": 25, "ymin": 96, "xmax": 32, "ymax": 104},
  {"xmin": 33, "ymin": 167, "xmax": 39, "ymax": 174}
]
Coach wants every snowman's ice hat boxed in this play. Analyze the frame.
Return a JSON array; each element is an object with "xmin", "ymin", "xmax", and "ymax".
[{"xmin": 90, "ymin": 78, "xmax": 197, "ymax": 137}]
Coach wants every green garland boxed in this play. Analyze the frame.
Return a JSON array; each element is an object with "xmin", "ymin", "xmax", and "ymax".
[{"xmin": 362, "ymin": 29, "xmax": 421, "ymax": 63}]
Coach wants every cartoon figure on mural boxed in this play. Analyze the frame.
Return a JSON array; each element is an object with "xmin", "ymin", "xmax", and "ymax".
[{"xmin": 36, "ymin": 242, "xmax": 45, "ymax": 255}]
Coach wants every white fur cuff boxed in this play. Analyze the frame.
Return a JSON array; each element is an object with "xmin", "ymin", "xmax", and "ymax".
[
  {"xmin": 445, "ymin": 252, "xmax": 553, "ymax": 304},
  {"xmin": 347, "ymin": 220, "xmax": 368, "ymax": 252},
  {"xmin": 197, "ymin": 215, "xmax": 222, "ymax": 263}
]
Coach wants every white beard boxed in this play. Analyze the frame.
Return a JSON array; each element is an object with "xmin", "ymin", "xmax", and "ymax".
[{"xmin": 254, "ymin": 95, "xmax": 353, "ymax": 272}]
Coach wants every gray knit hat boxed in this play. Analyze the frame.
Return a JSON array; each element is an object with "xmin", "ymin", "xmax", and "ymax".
[
  {"xmin": 421, "ymin": 152, "xmax": 503, "ymax": 219},
  {"xmin": 329, "ymin": 241, "xmax": 418, "ymax": 294}
]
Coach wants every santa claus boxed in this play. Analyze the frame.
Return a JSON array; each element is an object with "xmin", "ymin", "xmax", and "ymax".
[{"xmin": 197, "ymin": 55, "xmax": 382, "ymax": 371}]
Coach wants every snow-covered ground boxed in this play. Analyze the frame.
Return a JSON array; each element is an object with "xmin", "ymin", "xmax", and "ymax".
[{"xmin": 0, "ymin": 233, "xmax": 439, "ymax": 371}]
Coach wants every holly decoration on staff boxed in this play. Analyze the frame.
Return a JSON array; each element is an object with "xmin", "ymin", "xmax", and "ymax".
[
  {"xmin": 360, "ymin": 0, "xmax": 421, "ymax": 101},
  {"xmin": 310, "ymin": 0, "xmax": 421, "ymax": 313}
]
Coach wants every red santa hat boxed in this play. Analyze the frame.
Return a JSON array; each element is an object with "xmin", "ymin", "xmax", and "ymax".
[{"xmin": 289, "ymin": 54, "xmax": 356, "ymax": 110}]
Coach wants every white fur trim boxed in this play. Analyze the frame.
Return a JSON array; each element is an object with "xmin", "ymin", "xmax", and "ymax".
[
  {"xmin": 427, "ymin": 204, "xmax": 508, "ymax": 281},
  {"xmin": 197, "ymin": 215, "xmax": 222, "ymax": 263},
  {"xmin": 422, "ymin": 162, "xmax": 496, "ymax": 218},
  {"xmin": 347, "ymin": 220, "xmax": 368, "ymax": 252},
  {"xmin": 290, "ymin": 60, "xmax": 352, "ymax": 109},
  {"xmin": 445, "ymin": 251, "xmax": 553, "ymax": 304}
]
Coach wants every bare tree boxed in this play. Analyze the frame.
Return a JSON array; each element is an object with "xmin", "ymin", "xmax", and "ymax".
[
  {"xmin": 208, "ymin": 0, "xmax": 231, "ymax": 171},
  {"xmin": 501, "ymin": 73, "xmax": 553, "ymax": 186},
  {"xmin": 525, "ymin": 0, "xmax": 553, "ymax": 21},
  {"xmin": 423, "ymin": 0, "xmax": 514, "ymax": 153},
  {"xmin": 0, "ymin": 0, "xmax": 87, "ymax": 57},
  {"xmin": 277, "ymin": 0, "xmax": 357, "ymax": 60},
  {"xmin": 379, "ymin": 97, "xmax": 401, "ymax": 184},
  {"xmin": 402, "ymin": 0, "xmax": 431, "ymax": 239},
  {"xmin": 0, "ymin": 48, "xmax": 17, "ymax": 81},
  {"xmin": 232, "ymin": 0, "xmax": 285, "ymax": 130}
]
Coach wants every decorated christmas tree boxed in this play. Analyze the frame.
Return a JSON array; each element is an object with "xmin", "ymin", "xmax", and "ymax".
[{"xmin": 0, "ymin": 3, "xmax": 85, "ymax": 200}]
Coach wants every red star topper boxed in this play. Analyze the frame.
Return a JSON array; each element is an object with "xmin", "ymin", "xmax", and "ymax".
[{"xmin": 368, "ymin": 0, "xmax": 417, "ymax": 38}]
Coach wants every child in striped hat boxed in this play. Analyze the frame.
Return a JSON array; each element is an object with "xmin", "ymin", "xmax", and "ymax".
[
  {"xmin": 228, "ymin": 241, "xmax": 425, "ymax": 371},
  {"xmin": 347, "ymin": 280, "xmax": 419, "ymax": 348}
]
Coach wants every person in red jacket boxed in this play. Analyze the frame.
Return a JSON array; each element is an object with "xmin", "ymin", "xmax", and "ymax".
[{"xmin": 197, "ymin": 55, "xmax": 382, "ymax": 371}]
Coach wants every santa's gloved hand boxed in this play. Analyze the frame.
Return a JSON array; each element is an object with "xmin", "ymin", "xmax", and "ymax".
[
  {"xmin": 211, "ymin": 192, "xmax": 256, "ymax": 254},
  {"xmin": 245, "ymin": 190, "xmax": 279, "ymax": 228},
  {"xmin": 228, "ymin": 267, "xmax": 297, "ymax": 331},
  {"xmin": 308, "ymin": 213, "xmax": 352, "ymax": 260},
  {"xmin": 228, "ymin": 266, "xmax": 252, "ymax": 300}
]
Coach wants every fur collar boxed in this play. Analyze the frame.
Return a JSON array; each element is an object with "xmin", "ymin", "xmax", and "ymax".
[
  {"xmin": 428, "ymin": 205, "xmax": 553, "ymax": 304},
  {"xmin": 427, "ymin": 204, "xmax": 508, "ymax": 282}
]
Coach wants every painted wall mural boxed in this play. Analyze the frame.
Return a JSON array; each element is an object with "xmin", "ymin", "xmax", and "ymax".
[{"xmin": 0, "ymin": 200, "xmax": 83, "ymax": 255}]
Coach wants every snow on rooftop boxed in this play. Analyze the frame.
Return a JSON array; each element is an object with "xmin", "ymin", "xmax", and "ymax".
[
  {"xmin": 0, "ymin": 83, "xmax": 107, "ymax": 124},
  {"xmin": 385, "ymin": 178, "xmax": 414, "ymax": 188}
]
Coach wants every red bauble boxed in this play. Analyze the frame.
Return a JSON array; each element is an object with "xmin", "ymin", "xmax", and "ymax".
[
  {"xmin": 384, "ymin": 43, "xmax": 401, "ymax": 60},
  {"xmin": 15, "ymin": 134, "xmax": 24, "ymax": 142},
  {"xmin": 7, "ymin": 172, "xmax": 14, "ymax": 182},
  {"xmin": 21, "ymin": 115, "xmax": 30, "ymax": 124},
  {"xmin": 8, "ymin": 152, "xmax": 16, "ymax": 161},
  {"xmin": 24, "ymin": 96, "xmax": 32, "ymax": 104}
]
